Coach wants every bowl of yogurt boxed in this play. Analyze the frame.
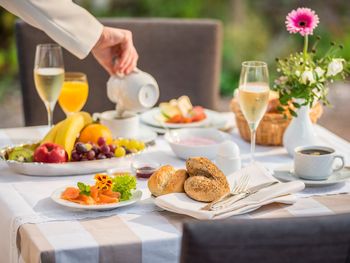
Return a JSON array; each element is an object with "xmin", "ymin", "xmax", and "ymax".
[{"xmin": 164, "ymin": 128, "xmax": 231, "ymax": 160}]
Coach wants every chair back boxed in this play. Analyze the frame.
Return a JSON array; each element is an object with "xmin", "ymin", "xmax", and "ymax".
[
  {"xmin": 15, "ymin": 18, "xmax": 222, "ymax": 126},
  {"xmin": 181, "ymin": 214, "xmax": 350, "ymax": 263}
]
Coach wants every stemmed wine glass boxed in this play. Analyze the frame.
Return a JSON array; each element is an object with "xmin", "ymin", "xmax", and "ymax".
[
  {"xmin": 34, "ymin": 43, "xmax": 64, "ymax": 127},
  {"xmin": 238, "ymin": 61, "xmax": 269, "ymax": 162}
]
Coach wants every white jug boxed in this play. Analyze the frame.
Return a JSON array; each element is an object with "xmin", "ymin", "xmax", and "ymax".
[{"xmin": 107, "ymin": 69, "xmax": 159, "ymax": 115}]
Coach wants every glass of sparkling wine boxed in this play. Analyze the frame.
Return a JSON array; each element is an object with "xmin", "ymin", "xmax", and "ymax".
[
  {"xmin": 238, "ymin": 61, "xmax": 269, "ymax": 162},
  {"xmin": 34, "ymin": 43, "xmax": 64, "ymax": 127}
]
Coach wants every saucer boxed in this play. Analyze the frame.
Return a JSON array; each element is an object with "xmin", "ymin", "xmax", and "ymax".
[{"xmin": 273, "ymin": 167, "xmax": 350, "ymax": 187}]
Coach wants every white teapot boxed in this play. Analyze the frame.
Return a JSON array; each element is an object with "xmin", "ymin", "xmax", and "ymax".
[{"xmin": 107, "ymin": 68, "xmax": 159, "ymax": 115}]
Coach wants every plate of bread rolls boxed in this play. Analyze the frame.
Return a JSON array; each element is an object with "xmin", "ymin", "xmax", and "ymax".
[{"xmin": 148, "ymin": 157, "xmax": 230, "ymax": 202}]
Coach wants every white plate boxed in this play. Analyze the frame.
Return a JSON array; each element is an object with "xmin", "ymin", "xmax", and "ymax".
[
  {"xmin": 273, "ymin": 167, "xmax": 350, "ymax": 187},
  {"xmin": 0, "ymin": 144, "xmax": 145, "ymax": 177},
  {"xmin": 140, "ymin": 108, "xmax": 225, "ymax": 129},
  {"xmin": 51, "ymin": 187, "xmax": 142, "ymax": 211}
]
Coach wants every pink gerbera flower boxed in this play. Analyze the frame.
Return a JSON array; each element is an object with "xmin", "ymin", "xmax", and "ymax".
[{"xmin": 285, "ymin": 7, "xmax": 319, "ymax": 36}]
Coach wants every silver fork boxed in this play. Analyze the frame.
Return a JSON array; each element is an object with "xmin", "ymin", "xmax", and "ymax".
[
  {"xmin": 201, "ymin": 174, "xmax": 250, "ymax": 210},
  {"xmin": 210, "ymin": 181, "xmax": 278, "ymax": 211}
]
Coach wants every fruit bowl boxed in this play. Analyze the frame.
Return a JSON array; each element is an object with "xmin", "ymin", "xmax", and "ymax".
[{"xmin": 0, "ymin": 143, "xmax": 145, "ymax": 177}]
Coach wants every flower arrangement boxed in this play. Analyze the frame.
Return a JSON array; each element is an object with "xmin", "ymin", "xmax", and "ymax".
[{"xmin": 273, "ymin": 7, "xmax": 350, "ymax": 116}]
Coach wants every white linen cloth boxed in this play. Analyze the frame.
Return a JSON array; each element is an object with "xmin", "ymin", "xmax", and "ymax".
[
  {"xmin": 0, "ymin": 121, "xmax": 348, "ymax": 263},
  {"xmin": 0, "ymin": 175, "xmax": 158, "ymax": 263},
  {"xmin": 295, "ymin": 181, "xmax": 350, "ymax": 198},
  {"xmin": 154, "ymin": 163, "xmax": 305, "ymax": 220}
]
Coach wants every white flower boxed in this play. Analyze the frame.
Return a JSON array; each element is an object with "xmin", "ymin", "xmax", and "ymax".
[
  {"xmin": 326, "ymin": 59, "xmax": 344, "ymax": 77},
  {"xmin": 314, "ymin": 67, "xmax": 325, "ymax": 78},
  {"xmin": 301, "ymin": 70, "xmax": 315, "ymax": 84},
  {"xmin": 295, "ymin": 70, "xmax": 301, "ymax": 77}
]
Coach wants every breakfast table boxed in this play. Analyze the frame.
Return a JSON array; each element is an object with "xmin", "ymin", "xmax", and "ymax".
[{"xmin": 0, "ymin": 113, "xmax": 349, "ymax": 263}]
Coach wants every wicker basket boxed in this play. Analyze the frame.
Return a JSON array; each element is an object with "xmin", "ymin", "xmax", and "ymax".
[{"xmin": 230, "ymin": 99, "xmax": 323, "ymax": 146}]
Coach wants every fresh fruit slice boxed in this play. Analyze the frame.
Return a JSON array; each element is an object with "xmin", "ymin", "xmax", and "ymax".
[
  {"xmin": 8, "ymin": 147, "xmax": 34, "ymax": 162},
  {"xmin": 190, "ymin": 106, "xmax": 206, "ymax": 122},
  {"xmin": 159, "ymin": 102, "xmax": 181, "ymax": 119},
  {"xmin": 77, "ymin": 111, "xmax": 93, "ymax": 126},
  {"xmin": 177, "ymin": 95, "xmax": 193, "ymax": 116},
  {"xmin": 78, "ymin": 124, "xmax": 113, "ymax": 145},
  {"xmin": 54, "ymin": 114, "xmax": 85, "ymax": 159},
  {"xmin": 166, "ymin": 114, "xmax": 183, "ymax": 123},
  {"xmin": 41, "ymin": 120, "xmax": 65, "ymax": 145}
]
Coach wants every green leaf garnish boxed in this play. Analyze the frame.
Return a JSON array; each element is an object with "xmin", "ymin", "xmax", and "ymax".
[
  {"xmin": 77, "ymin": 182, "xmax": 91, "ymax": 196},
  {"xmin": 112, "ymin": 173, "xmax": 136, "ymax": 201}
]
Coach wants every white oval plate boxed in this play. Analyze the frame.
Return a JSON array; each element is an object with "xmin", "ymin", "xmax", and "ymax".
[
  {"xmin": 51, "ymin": 187, "xmax": 142, "ymax": 211},
  {"xmin": 273, "ymin": 167, "xmax": 350, "ymax": 187},
  {"xmin": 0, "ymin": 144, "xmax": 144, "ymax": 177},
  {"xmin": 140, "ymin": 108, "xmax": 216, "ymax": 129}
]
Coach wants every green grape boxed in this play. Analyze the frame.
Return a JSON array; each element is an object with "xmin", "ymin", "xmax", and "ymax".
[
  {"xmin": 114, "ymin": 147, "xmax": 126, "ymax": 157},
  {"xmin": 113, "ymin": 139, "xmax": 121, "ymax": 146},
  {"xmin": 128, "ymin": 148, "xmax": 138, "ymax": 153},
  {"xmin": 85, "ymin": 143, "xmax": 92, "ymax": 151},
  {"xmin": 128, "ymin": 139, "xmax": 139, "ymax": 150},
  {"xmin": 119, "ymin": 138, "xmax": 129, "ymax": 147},
  {"xmin": 137, "ymin": 141, "xmax": 146, "ymax": 151}
]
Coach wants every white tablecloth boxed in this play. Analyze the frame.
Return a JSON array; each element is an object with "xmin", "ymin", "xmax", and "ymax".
[{"xmin": 0, "ymin": 118, "xmax": 349, "ymax": 263}]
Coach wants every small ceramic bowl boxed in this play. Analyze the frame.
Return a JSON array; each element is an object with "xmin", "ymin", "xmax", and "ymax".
[
  {"xmin": 164, "ymin": 128, "xmax": 231, "ymax": 160},
  {"xmin": 131, "ymin": 160, "xmax": 160, "ymax": 179}
]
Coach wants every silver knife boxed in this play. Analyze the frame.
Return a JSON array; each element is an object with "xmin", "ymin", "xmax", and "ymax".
[{"xmin": 202, "ymin": 181, "xmax": 278, "ymax": 211}]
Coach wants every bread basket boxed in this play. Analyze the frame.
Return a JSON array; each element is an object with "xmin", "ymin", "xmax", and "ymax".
[{"xmin": 230, "ymin": 99, "xmax": 323, "ymax": 146}]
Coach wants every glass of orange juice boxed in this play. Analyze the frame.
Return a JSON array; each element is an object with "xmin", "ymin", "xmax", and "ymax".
[{"xmin": 58, "ymin": 72, "xmax": 89, "ymax": 115}]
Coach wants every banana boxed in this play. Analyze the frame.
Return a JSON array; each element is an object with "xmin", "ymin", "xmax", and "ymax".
[
  {"xmin": 77, "ymin": 111, "xmax": 93, "ymax": 126},
  {"xmin": 41, "ymin": 120, "xmax": 65, "ymax": 145},
  {"xmin": 54, "ymin": 114, "xmax": 85, "ymax": 159}
]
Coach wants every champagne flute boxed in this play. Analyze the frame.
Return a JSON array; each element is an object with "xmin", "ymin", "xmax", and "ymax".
[
  {"xmin": 238, "ymin": 61, "xmax": 269, "ymax": 162},
  {"xmin": 58, "ymin": 72, "xmax": 89, "ymax": 115},
  {"xmin": 34, "ymin": 43, "xmax": 64, "ymax": 127}
]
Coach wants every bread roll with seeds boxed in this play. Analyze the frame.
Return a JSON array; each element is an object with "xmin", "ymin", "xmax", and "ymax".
[
  {"xmin": 184, "ymin": 157, "xmax": 230, "ymax": 202},
  {"xmin": 148, "ymin": 165, "xmax": 188, "ymax": 196}
]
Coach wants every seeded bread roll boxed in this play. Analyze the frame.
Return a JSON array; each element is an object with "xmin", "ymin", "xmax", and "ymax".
[
  {"xmin": 148, "ymin": 165, "xmax": 188, "ymax": 197},
  {"xmin": 184, "ymin": 157, "xmax": 230, "ymax": 202}
]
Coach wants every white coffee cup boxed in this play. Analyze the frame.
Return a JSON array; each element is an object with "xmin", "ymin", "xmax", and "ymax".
[
  {"xmin": 93, "ymin": 110, "xmax": 139, "ymax": 138},
  {"xmin": 294, "ymin": 145, "xmax": 345, "ymax": 180},
  {"xmin": 107, "ymin": 68, "xmax": 159, "ymax": 114}
]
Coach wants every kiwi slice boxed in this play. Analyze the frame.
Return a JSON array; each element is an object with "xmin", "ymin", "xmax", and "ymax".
[{"xmin": 8, "ymin": 147, "xmax": 34, "ymax": 162}]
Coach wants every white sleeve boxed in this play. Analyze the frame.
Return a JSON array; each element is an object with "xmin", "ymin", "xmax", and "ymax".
[{"xmin": 0, "ymin": 0, "xmax": 103, "ymax": 59}]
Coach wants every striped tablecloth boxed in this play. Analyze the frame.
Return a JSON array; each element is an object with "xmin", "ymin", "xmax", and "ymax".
[{"xmin": 0, "ymin": 121, "xmax": 349, "ymax": 263}]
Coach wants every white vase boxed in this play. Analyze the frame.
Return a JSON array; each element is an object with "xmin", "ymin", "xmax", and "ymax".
[{"xmin": 283, "ymin": 99, "xmax": 318, "ymax": 156}]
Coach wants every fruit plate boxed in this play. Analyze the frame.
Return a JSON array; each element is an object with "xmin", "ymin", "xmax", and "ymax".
[
  {"xmin": 140, "ymin": 108, "xmax": 221, "ymax": 129},
  {"xmin": 51, "ymin": 188, "xmax": 142, "ymax": 211},
  {"xmin": 0, "ymin": 143, "xmax": 143, "ymax": 177}
]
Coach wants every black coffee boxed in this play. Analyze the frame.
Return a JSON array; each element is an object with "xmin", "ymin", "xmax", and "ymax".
[{"xmin": 299, "ymin": 149, "xmax": 332, "ymax": 156}]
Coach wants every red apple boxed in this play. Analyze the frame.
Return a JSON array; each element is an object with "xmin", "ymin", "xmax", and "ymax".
[{"xmin": 34, "ymin": 143, "xmax": 68, "ymax": 163}]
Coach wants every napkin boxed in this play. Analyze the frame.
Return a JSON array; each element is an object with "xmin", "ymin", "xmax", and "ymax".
[{"xmin": 154, "ymin": 163, "xmax": 305, "ymax": 220}]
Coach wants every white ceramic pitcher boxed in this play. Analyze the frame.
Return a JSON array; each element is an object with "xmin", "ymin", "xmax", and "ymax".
[{"xmin": 107, "ymin": 69, "xmax": 159, "ymax": 115}]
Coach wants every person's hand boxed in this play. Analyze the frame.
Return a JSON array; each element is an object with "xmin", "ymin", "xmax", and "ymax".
[{"xmin": 92, "ymin": 26, "xmax": 138, "ymax": 75}]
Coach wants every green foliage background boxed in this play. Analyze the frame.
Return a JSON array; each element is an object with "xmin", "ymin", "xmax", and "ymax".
[{"xmin": 0, "ymin": 0, "xmax": 349, "ymax": 100}]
